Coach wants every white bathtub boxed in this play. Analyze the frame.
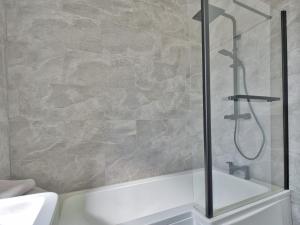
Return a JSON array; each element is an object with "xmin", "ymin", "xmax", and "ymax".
[{"xmin": 55, "ymin": 169, "xmax": 291, "ymax": 225}]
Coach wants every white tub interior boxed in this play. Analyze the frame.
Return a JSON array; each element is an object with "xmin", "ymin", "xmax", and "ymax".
[
  {"xmin": 194, "ymin": 170, "xmax": 269, "ymax": 209},
  {"xmin": 57, "ymin": 169, "xmax": 271, "ymax": 225}
]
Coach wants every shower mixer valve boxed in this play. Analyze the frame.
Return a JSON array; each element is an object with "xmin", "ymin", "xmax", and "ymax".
[{"xmin": 226, "ymin": 162, "xmax": 250, "ymax": 180}]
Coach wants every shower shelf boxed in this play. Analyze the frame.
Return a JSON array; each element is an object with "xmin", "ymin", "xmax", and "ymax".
[{"xmin": 226, "ymin": 95, "xmax": 280, "ymax": 102}]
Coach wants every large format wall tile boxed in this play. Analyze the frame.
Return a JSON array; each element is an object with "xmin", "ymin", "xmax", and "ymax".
[{"xmin": 5, "ymin": 0, "xmax": 204, "ymax": 193}]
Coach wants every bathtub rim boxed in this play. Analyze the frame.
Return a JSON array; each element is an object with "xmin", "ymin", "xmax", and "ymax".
[
  {"xmin": 119, "ymin": 190, "xmax": 290, "ymax": 225},
  {"xmin": 55, "ymin": 168, "xmax": 285, "ymax": 223},
  {"xmin": 59, "ymin": 168, "xmax": 272, "ymax": 201},
  {"xmin": 58, "ymin": 169, "xmax": 199, "ymax": 203},
  {"xmin": 209, "ymin": 189, "xmax": 291, "ymax": 224},
  {"xmin": 212, "ymin": 186, "xmax": 283, "ymax": 216},
  {"xmin": 55, "ymin": 169, "xmax": 202, "ymax": 222}
]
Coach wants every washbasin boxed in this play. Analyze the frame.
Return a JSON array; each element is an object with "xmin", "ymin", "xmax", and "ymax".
[{"xmin": 0, "ymin": 192, "xmax": 58, "ymax": 225}]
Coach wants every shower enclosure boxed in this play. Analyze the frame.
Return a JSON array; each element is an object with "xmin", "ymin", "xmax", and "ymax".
[{"xmin": 197, "ymin": 0, "xmax": 289, "ymax": 219}]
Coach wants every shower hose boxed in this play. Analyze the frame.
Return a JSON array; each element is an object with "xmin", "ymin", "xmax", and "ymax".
[{"xmin": 233, "ymin": 62, "xmax": 266, "ymax": 160}]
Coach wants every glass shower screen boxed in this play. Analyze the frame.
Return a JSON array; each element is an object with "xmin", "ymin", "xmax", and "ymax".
[{"xmin": 205, "ymin": 0, "xmax": 286, "ymax": 216}]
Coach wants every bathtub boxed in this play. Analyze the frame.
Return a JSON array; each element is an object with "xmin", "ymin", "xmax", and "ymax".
[{"xmin": 55, "ymin": 169, "xmax": 291, "ymax": 225}]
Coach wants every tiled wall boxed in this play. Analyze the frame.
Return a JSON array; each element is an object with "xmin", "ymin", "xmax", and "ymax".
[
  {"xmin": 281, "ymin": 0, "xmax": 300, "ymax": 224},
  {"xmin": 4, "ymin": 0, "xmax": 203, "ymax": 193},
  {"xmin": 0, "ymin": 0, "xmax": 10, "ymax": 179},
  {"xmin": 1, "ymin": 0, "xmax": 300, "ymax": 223},
  {"xmin": 268, "ymin": 0, "xmax": 300, "ymax": 224}
]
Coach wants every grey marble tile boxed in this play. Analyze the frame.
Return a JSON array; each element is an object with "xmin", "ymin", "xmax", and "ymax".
[
  {"xmin": 131, "ymin": 0, "xmax": 189, "ymax": 41},
  {"xmin": 187, "ymin": 134, "xmax": 204, "ymax": 169},
  {"xmin": 270, "ymin": 116, "xmax": 283, "ymax": 143},
  {"xmin": 271, "ymin": 160, "xmax": 284, "ymax": 186},
  {"xmin": 9, "ymin": 118, "xmax": 138, "ymax": 192},
  {"xmin": 0, "ymin": 2, "xmax": 5, "ymax": 47},
  {"xmin": 9, "ymin": 119, "xmax": 137, "ymax": 159},
  {"xmin": 289, "ymin": 111, "xmax": 300, "ymax": 154},
  {"xmin": 66, "ymin": 60, "xmax": 135, "ymax": 88},
  {"xmin": 0, "ymin": 44, "xmax": 7, "ymax": 90},
  {"xmin": 101, "ymin": 21, "xmax": 159, "ymax": 54},
  {"xmin": 289, "ymin": 75, "xmax": 300, "ymax": 112},
  {"xmin": 288, "ymin": 48, "xmax": 300, "ymax": 76},
  {"xmin": 9, "ymin": 120, "xmax": 65, "ymax": 161},
  {"xmin": 138, "ymin": 0, "xmax": 188, "ymax": 16},
  {"xmin": 0, "ymin": 88, "xmax": 8, "ymax": 123},
  {"xmin": 4, "ymin": 0, "xmax": 297, "ymax": 199},
  {"xmin": 290, "ymin": 152, "xmax": 300, "ymax": 193},
  {"xmin": 81, "ymin": 120, "xmax": 137, "ymax": 145},
  {"xmin": 291, "ymin": 188, "xmax": 300, "ymax": 225},
  {"xmin": 105, "ymin": 140, "xmax": 144, "ymax": 185},
  {"xmin": 0, "ymin": 0, "xmax": 10, "ymax": 179},
  {"xmin": 186, "ymin": 0, "xmax": 201, "ymax": 43},
  {"xmin": 11, "ymin": 142, "xmax": 106, "ymax": 193},
  {"xmin": 0, "ymin": 121, "xmax": 10, "ymax": 179},
  {"xmin": 135, "ymin": 119, "xmax": 193, "ymax": 175},
  {"xmin": 134, "ymin": 90, "xmax": 189, "ymax": 120},
  {"xmin": 10, "ymin": 84, "xmax": 143, "ymax": 122},
  {"xmin": 133, "ymin": 36, "xmax": 189, "ymax": 95},
  {"xmin": 188, "ymin": 44, "xmax": 202, "ymax": 78}
]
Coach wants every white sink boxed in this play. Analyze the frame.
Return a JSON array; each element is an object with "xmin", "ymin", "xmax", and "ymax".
[{"xmin": 0, "ymin": 192, "xmax": 58, "ymax": 225}]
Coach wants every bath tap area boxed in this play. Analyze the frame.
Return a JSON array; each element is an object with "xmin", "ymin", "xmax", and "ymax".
[{"xmin": 0, "ymin": 0, "xmax": 300, "ymax": 224}]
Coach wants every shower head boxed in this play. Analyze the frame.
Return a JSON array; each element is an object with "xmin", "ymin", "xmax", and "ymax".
[
  {"xmin": 218, "ymin": 49, "xmax": 234, "ymax": 58},
  {"xmin": 192, "ymin": 5, "xmax": 225, "ymax": 23},
  {"xmin": 219, "ymin": 49, "xmax": 243, "ymax": 66}
]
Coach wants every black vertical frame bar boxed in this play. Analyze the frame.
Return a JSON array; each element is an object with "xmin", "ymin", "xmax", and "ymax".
[
  {"xmin": 201, "ymin": 0, "xmax": 213, "ymax": 218},
  {"xmin": 281, "ymin": 10, "xmax": 289, "ymax": 190}
]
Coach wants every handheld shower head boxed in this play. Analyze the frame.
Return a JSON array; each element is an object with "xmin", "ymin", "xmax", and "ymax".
[
  {"xmin": 218, "ymin": 49, "xmax": 234, "ymax": 58},
  {"xmin": 218, "ymin": 49, "xmax": 242, "ymax": 66}
]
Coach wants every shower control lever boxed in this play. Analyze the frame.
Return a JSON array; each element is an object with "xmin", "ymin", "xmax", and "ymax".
[{"xmin": 226, "ymin": 162, "xmax": 250, "ymax": 180}]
